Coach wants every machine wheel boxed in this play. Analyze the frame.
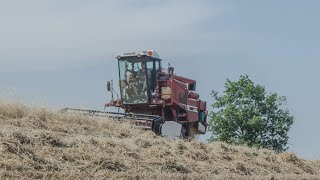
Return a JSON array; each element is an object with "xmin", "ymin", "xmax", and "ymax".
[{"xmin": 160, "ymin": 121, "xmax": 183, "ymax": 140}]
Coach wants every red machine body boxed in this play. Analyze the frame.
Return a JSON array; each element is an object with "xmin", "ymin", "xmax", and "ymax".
[{"xmin": 106, "ymin": 50, "xmax": 207, "ymax": 137}]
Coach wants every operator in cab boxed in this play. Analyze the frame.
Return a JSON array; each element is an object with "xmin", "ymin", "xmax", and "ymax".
[
  {"xmin": 136, "ymin": 63, "xmax": 147, "ymax": 92},
  {"xmin": 136, "ymin": 62, "xmax": 152, "ymax": 96},
  {"xmin": 124, "ymin": 67, "xmax": 138, "ymax": 99}
]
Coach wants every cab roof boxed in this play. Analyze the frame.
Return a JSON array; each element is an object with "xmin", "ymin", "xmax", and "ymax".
[{"xmin": 116, "ymin": 50, "xmax": 161, "ymax": 60}]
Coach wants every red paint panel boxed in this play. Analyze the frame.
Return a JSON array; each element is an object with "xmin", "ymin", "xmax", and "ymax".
[
  {"xmin": 199, "ymin": 101, "xmax": 207, "ymax": 111},
  {"xmin": 187, "ymin": 111, "xmax": 198, "ymax": 122}
]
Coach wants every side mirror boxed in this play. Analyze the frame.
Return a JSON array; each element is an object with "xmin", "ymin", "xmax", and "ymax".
[{"xmin": 107, "ymin": 81, "xmax": 111, "ymax": 92}]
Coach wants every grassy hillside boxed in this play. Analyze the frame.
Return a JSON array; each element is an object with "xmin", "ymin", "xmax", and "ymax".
[{"xmin": 0, "ymin": 101, "xmax": 319, "ymax": 180}]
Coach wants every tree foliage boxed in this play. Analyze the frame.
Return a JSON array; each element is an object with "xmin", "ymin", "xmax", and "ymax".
[{"xmin": 209, "ymin": 75, "xmax": 294, "ymax": 152}]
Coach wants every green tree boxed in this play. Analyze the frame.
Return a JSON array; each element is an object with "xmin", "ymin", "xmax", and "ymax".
[{"xmin": 209, "ymin": 75, "xmax": 294, "ymax": 152}]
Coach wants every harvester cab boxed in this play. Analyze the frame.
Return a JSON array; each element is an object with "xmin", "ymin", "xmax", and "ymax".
[{"xmin": 116, "ymin": 51, "xmax": 161, "ymax": 104}]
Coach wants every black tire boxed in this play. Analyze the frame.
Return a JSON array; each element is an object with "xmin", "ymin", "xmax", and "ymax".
[{"xmin": 181, "ymin": 126, "xmax": 189, "ymax": 138}]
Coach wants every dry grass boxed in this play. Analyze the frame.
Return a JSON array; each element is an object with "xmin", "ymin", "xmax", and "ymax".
[{"xmin": 0, "ymin": 101, "xmax": 319, "ymax": 180}]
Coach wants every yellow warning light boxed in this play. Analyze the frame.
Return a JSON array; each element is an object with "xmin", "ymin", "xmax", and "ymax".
[{"xmin": 147, "ymin": 50, "xmax": 153, "ymax": 56}]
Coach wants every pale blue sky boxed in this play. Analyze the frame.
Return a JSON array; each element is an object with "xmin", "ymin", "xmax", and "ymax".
[{"xmin": 0, "ymin": 0, "xmax": 319, "ymax": 159}]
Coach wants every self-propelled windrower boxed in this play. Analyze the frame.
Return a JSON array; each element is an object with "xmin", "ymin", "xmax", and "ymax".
[{"xmin": 63, "ymin": 50, "xmax": 207, "ymax": 139}]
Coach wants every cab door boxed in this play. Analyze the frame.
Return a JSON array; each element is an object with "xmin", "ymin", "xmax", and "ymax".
[{"xmin": 146, "ymin": 59, "xmax": 161, "ymax": 97}]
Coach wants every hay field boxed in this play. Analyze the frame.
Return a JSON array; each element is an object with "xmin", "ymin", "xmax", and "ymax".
[{"xmin": 0, "ymin": 101, "xmax": 319, "ymax": 180}]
